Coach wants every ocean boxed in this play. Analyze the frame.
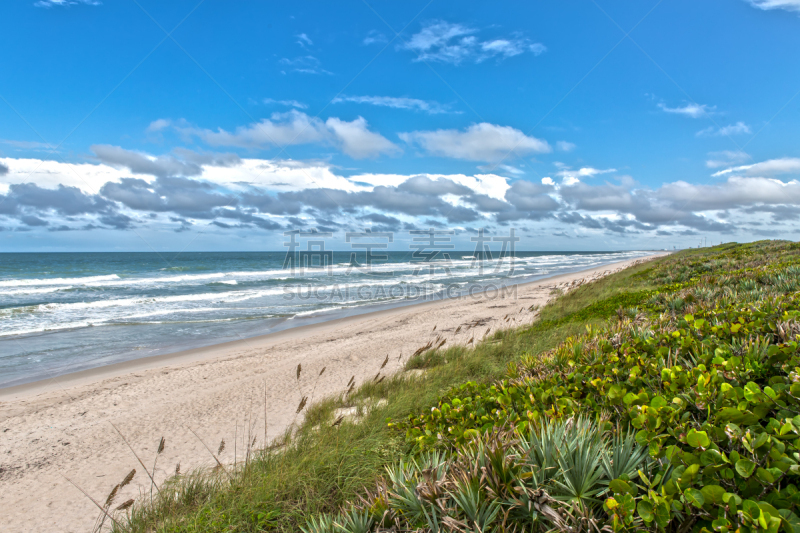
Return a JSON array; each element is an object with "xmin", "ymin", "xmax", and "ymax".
[{"xmin": 0, "ymin": 250, "xmax": 652, "ymax": 387}]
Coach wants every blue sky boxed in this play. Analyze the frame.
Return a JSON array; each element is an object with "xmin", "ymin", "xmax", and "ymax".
[{"xmin": 1, "ymin": 0, "xmax": 799, "ymax": 251}]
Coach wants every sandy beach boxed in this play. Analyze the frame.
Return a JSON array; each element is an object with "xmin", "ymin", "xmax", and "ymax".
[{"xmin": 0, "ymin": 254, "xmax": 662, "ymax": 533}]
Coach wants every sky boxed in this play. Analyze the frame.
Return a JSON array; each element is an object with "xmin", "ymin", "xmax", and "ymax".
[{"xmin": 1, "ymin": 0, "xmax": 799, "ymax": 252}]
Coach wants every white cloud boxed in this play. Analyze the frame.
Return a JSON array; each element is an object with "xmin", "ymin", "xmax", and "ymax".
[
  {"xmin": 556, "ymin": 141, "xmax": 576, "ymax": 152},
  {"xmin": 363, "ymin": 30, "xmax": 387, "ymax": 45},
  {"xmin": 351, "ymin": 172, "xmax": 510, "ymax": 200},
  {"xmin": 555, "ymin": 166, "xmax": 617, "ymax": 185},
  {"xmin": 278, "ymin": 56, "xmax": 332, "ymax": 75},
  {"xmin": 658, "ymin": 102, "xmax": 715, "ymax": 118},
  {"xmin": 399, "ymin": 123, "xmax": 551, "ymax": 162},
  {"xmin": 745, "ymin": 0, "xmax": 800, "ymax": 11},
  {"xmin": 146, "ymin": 119, "xmax": 171, "ymax": 133},
  {"xmin": 657, "ymin": 176, "xmax": 800, "ymax": 210},
  {"xmin": 325, "ymin": 117, "xmax": 402, "ymax": 159},
  {"xmin": 705, "ymin": 150, "xmax": 750, "ymax": 169},
  {"xmin": 697, "ymin": 122, "xmax": 752, "ymax": 137},
  {"xmin": 296, "ymin": 33, "xmax": 313, "ymax": 46},
  {"xmin": 178, "ymin": 111, "xmax": 399, "ymax": 159},
  {"xmin": 0, "ymin": 157, "xmax": 129, "ymax": 194},
  {"xmin": 401, "ymin": 21, "xmax": 546, "ymax": 65},
  {"xmin": 712, "ymin": 157, "xmax": 800, "ymax": 177},
  {"xmin": 332, "ymin": 95, "xmax": 451, "ymax": 114},
  {"xmin": 263, "ymin": 98, "xmax": 308, "ymax": 109}
]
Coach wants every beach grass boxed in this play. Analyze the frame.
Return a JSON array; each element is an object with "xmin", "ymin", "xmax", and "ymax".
[{"xmin": 108, "ymin": 243, "xmax": 780, "ymax": 533}]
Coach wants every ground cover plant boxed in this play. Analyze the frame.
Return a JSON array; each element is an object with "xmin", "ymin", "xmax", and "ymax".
[{"xmin": 111, "ymin": 241, "xmax": 800, "ymax": 533}]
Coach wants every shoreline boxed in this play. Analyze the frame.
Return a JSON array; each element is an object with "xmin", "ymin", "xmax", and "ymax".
[
  {"xmin": 0, "ymin": 254, "xmax": 665, "ymax": 533},
  {"xmin": 0, "ymin": 254, "xmax": 659, "ymax": 400}
]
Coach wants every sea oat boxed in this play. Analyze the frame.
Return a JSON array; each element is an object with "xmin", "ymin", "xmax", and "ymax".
[
  {"xmin": 116, "ymin": 499, "xmax": 134, "ymax": 512},
  {"xmin": 296, "ymin": 396, "xmax": 308, "ymax": 413}
]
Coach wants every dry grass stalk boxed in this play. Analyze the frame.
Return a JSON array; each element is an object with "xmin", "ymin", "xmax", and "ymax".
[
  {"xmin": 318, "ymin": 366, "xmax": 326, "ymax": 377},
  {"xmin": 105, "ymin": 484, "xmax": 120, "ymax": 508},
  {"xmin": 296, "ymin": 363, "xmax": 302, "ymax": 380},
  {"xmin": 175, "ymin": 463, "xmax": 181, "ymax": 475},
  {"xmin": 116, "ymin": 499, "xmax": 134, "ymax": 512},
  {"xmin": 376, "ymin": 376, "xmax": 385, "ymax": 384},
  {"xmin": 454, "ymin": 325, "xmax": 462, "ymax": 334},
  {"xmin": 150, "ymin": 437, "xmax": 165, "ymax": 502},
  {"xmin": 346, "ymin": 375, "xmax": 355, "ymax": 388},
  {"xmin": 120, "ymin": 469, "xmax": 136, "ymax": 488},
  {"xmin": 332, "ymin": 414, "xmax": 344, "ymax": 427},
  {"xmin": 218, "ymin": 439, "xmax": 226, "ymax": 455},
  {"xmin": 373, "ymin": 372, "xmax": 380, "ymax": 382},
  {"xmin": 110, "ymin": 423, "xmax": 161, "ymax": 494},
  {"xmin": 380, "ymin": 354, "xmax": 388, "ymax": 370},
  {"xmin": 296, "ymin": 396, "xmax": 308, "ymax": 414},
  {"xmin": 187, "ymin": 428, "xmax": 232, "ymax": 480},
  {"xmin": 62, "ymin": 475, "xmax": 122, "ymax": 529}
]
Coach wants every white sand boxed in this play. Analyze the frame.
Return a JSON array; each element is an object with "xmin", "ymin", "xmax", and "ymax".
[{"xmin": 0, "ymin": 255, "xmax": 662, "ymax": 532}]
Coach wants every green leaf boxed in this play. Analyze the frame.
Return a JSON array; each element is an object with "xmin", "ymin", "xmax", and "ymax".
[
  {"xmin": 700, "ymin": 485, "xmax": 726, "ymax": 505},
  {"xmin": 736, "ymin": 458, "xmax": 757, "ymax": 478},
  {"xmin": 637, "ymin": 500, "xmax": 654, "ymax": 522},
  {"xmin": 685, "ymin": 488, "xmax": 705, "ymax": 508},
  {"xmin": 609, "ymin": 479, "xmax": 635, "ymax": 496},
  {"xmin": 757, "ymin": 467, "xmax": 776, "ymax": 484},
  {"xmin": 778, "ymin": 509, "xmax": 800, "ymax": 533},
  {"xmin": 687, "ymin": 429, "xmax": 711, "ymax": 448},
  {"xmin": 650, "ymin": 395, "xmax": 668, "ymax": 409},
  {"xmin": 654, "ymin": 501, "xmax": 670, "ymax": 528}
]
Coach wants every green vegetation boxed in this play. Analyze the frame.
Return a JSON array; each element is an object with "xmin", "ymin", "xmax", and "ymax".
[{"xmin": 112, "ymin": 241, "xmax": 800, "ymax": 533}]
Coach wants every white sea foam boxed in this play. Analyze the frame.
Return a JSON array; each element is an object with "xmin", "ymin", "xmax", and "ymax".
[{"xmin": 0, "ymin": 274, "xmax": 120, "ymax": 287}]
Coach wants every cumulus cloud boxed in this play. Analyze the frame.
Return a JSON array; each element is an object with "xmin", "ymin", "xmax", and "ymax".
[
  {"xmin": 400, "ymin": 123, "xmax": 550, "ymax": 162},
  {"xmin": 555, "ymin": 166, "xmax": 617, "ymax": 185},
  {"xmin": 92, "ymin": 145, "xmax": 204, "ymax": 178},
  {"xmin": 0, "ymin": 182, "xmax": 129, "ymax": 229},
  {"xmin": 179, "ymin": 111, "xmax": 399, "ymax": 159},
  {"xmin": 0, "ymin": 163, "xmax": 8, "ymax": 176},
  {"xmin": 501, "ymin": 180, "xmax": 558, "ymax": 216},
  {"xmin": 656, "ymin": 176, "xmax": 800, "ymax": 211},
  {"xmin": 91, "ymin": 146, "xmax": 241, "ymax": 179},
  {"xmin": 325, "ymin": 117, "xmax": 402, "ymax": 159},
  {"xmin": 658, "ymin": 102, "xmax": 715, "ymax": 118},
  {"xmin": 332, "ymin": 95, "xmax": 452, "ymax": 114},
  {"xmin": 401, "ymin": 21, "xmax": 546, "ymax": 64},
  {"xmin": 696, "ymin": 122, "xmax": 752, "ymax": 137},
  {"xmin": 100, "ymin": 176, "xmax": 235, "ymax": 218},
  {"xmin": 6, "ymin": 146, "xmax": 800, "ymax": 238},
  {"xmin": 745, "ymin": 0, "xmax": 800, "ymax": 11}
]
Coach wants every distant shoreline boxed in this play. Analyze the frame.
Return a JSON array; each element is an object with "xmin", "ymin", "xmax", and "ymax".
[{"xmin": 0, "ymin": 251, "xmax": 664, "ymax": 395}]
